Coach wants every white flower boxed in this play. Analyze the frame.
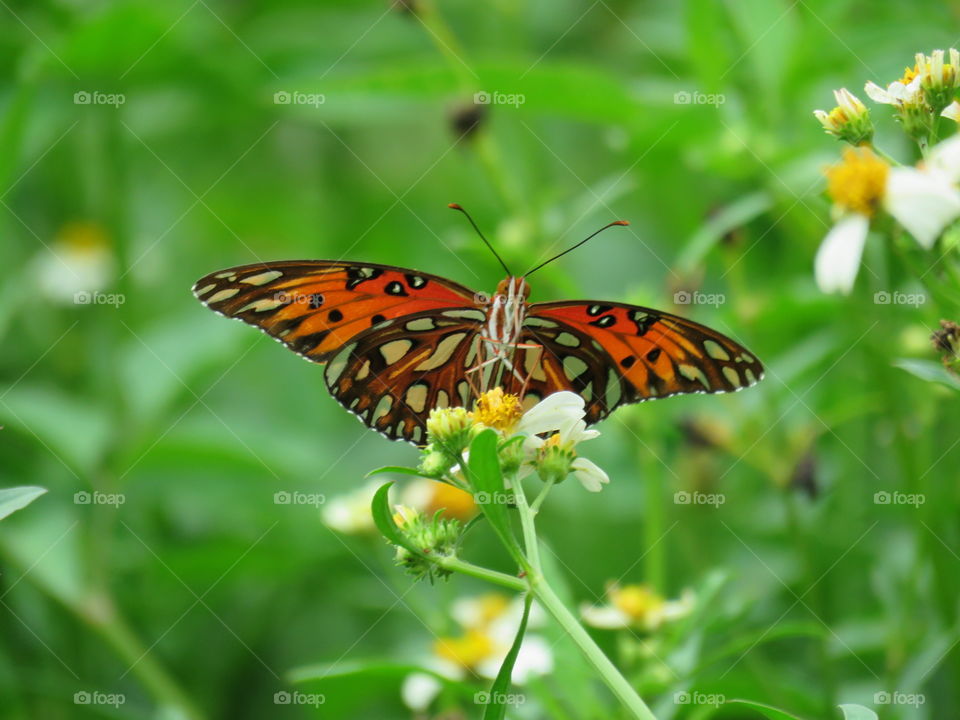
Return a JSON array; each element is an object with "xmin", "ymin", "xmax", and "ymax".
[
  {"xmin": 864, "ymin": 75, "xmax": 923, "ymax": 106},
  {"xmin": 815, "ymin": 144, "xmax": 960, "ymax": 293},
  {"xmin": 581, "ymin": 584, "xmax": 695, "ymax": 631},
  {"xmin": 515, "ymin": 390, "xmax": 585, "ymax": 437},
  {"xmin": 320, "ymin": 481, "xmax": 380, "ymax": 534},
  {"xmin": 34, "ymin": 221, "xmax": 115, "ymax": 304},
  {"xmin": 570, "ymin": 457, "xmax": 609, "ymax": 492},
  {"xmin": 400, "ymin": 593, "xmax": 552, "ymax": 711},
  {"xmin": 812, "ymin": 88, "xmax": 873, "ymax": 144}
]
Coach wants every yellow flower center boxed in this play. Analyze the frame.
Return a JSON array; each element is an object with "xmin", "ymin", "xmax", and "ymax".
[
  {"xmin": 901, "ymin": 65, "xmax": 919, "ymax": 84},
  {"xmin": 471, "ymin": 387, "xmax": 523, "ymax": 433},
  {"xmin": 57, "ymin": 220, "xmax": 109, "ymax": 252},
  {"xmin": 434, "ymin": 629, "xmax": 495, "ymax": 669},
  {"xmin": 827, "ymin": 106, "xmax": 848, "ymax": 125},
  {"xmin": 825, "ymin": 147, "xmax": 889, "ymax": 217},
  {"xmin": 425, "ymin": 482, "xmax": 478, "ymax": 521},
  {"xmin": 392, "ymin": 505, "xmax": 418, "ymax": 528},
  {"xmin": 610, "ymin": 584, "xmax": 665, "ymax": 622}
]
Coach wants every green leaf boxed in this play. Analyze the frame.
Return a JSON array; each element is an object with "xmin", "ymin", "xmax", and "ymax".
[
  {"xmin": 482, "ymin": 593, "xmax": 532, "ymax": 720},
  {"xmin": 837, "ymin": 705, "xmax": 878, "ymax": 720},
  {"xmin": 725, "ymin": 699, "xmax": 809, "ymax": 720},
  {"xmin": 365, "ymin": 465, "xmax": 424, "ymax": 478},
  {"xmin": 0, "ymin": 486, "xmax": 47, "ymax": 521},
  {"xmin": 370, "ymin": 482, "xmax": 421, "ymax": 556},
  {"xmin": 894, "ymin": 359, "xmax": 960, "ymax": 391},
  {"xmin": 467, "ymin": 430, "xmax": 524, "ymax": 565}
]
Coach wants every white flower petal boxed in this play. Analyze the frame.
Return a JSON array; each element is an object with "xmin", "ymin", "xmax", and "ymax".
[
  {"xmin": 942, "ymin": 100, "xmax": 960, "ymax": 122},
  {"xmin": 814, "ymin": 213, "xmax": 869, "ymax": 294},
  {"xmin": 864, "ymin": 81, "xmax": 894, "ymax": 104},
  {"xmin": 571, "ymin": 457, "xmax": 609, "ymax": 492},
  {"xmin": 515, "ymin": 391, "xmax": 584, "ymax": 436},
  {"xmin": 885, "ymin": 167, "xmax": 960, "ymax": 249},
  {"xmin": 924, "ymin": 135, "xmax": 960, "ymax": 183},
  {"xmin": 401, "ymin": 673, "xmax": 442, "ymax": 711},
  {"xmin": 580, "ymin": 603, "xmax": 631, "ymax": 629}
]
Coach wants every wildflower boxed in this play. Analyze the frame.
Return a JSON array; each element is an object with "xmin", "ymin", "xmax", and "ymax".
[
  {"xmin": 914, "ymin": 49, "xmax": 960, "ymax": 113},
  {"xmin": 425, "ymin": 406, "xmax": 477, "ymax": 457},
  {"xmin": 529, "ymin": 414, "xmax": 609, "ymax": 492},
  {"xmin": 815, "ymin": 144, "xmax": 960, "ymax": 293},
  {"xmin": 581, "ymin": 583, "xmax": 694, "ymax": 632},
  {"xmin": 813, "ymin": 88, "xmax": 873, "ymax": 145},
  {"xmin": 400, "ymin": 477, "xmax": 478, "ymax": 522},
  {"xmin": 320, "ymin": 481, "xmax": 380, "ymax": 534},
  {"xmin": 34, "ymin": 221, "xmax": 115, "ymax": 304},
  {"xmin": 864, "ymin": 64, "xmax": 933, "ymax": 141},
  {"xmin": 401, "ymin": 593, "xmax": 552, "ymax": 711}
]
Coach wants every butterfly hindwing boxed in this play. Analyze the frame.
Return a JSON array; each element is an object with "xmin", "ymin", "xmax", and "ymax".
[
  {"xmin": 513, "ymin": 301, "xmax": 763, "ymax": 423},
  {"xmin": 321, "ymin": 308, "xmax": 487, "ymax": 443},
  {"xmin": 192, "ymin": 261, "xmax": 477, "ymax": 362}
]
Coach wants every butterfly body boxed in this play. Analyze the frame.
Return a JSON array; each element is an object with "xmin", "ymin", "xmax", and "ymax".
[{"xmin": 194, "ymin": 260, "xmax": 763, "ymax": 444}]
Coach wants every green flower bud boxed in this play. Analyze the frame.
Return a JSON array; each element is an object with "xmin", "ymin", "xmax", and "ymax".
[{"xmin": 391, "ymin": 505, "xmax": 461, "ymax": 582}]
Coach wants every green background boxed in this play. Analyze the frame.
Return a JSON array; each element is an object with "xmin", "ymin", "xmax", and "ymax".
[{"xmin": 1, "ymin": 0, "xmax": 958, "ymax": 718}]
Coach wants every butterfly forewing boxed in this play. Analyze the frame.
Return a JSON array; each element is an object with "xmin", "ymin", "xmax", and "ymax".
[
  {"xmin": 192, "ymin": 261, "xmax": 477, "ymax": 362},
  {"xmin": 510, "ymin": 301, "xmax": 763, "ymax": 423}
]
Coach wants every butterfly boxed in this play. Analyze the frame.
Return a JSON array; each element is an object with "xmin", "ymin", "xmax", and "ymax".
[{"xmin": 193, "ymin": 208, "xmax": 763, "ymax": 444}]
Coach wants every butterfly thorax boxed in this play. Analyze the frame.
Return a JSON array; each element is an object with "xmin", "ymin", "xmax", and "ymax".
[{"xmin": 488, "ymin": 276, "xmax": 530, "ymax": 348}]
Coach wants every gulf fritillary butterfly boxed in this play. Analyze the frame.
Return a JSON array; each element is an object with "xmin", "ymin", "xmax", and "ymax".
[{"xmin": 193, "ymin": 209, "xmax": 763, "ymax": 444}]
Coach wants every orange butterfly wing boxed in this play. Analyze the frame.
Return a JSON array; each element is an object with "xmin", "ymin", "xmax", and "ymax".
[
  {"xmin": 507, "ymin": 301, "xmax": 763, "ymax": 423},
  {"xmin": 192, "ymin": 261, "xmax": 478, "ymax": 362}
]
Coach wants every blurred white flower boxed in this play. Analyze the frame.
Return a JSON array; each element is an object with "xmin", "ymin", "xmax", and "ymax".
[
  {"xmin": 34, "ymin": 221, "xmax": 114, "ymax": 304},
  {"xmin": 401, "ymin": 593, "xmax": 552, "ymax": 711},
  {"xmin": 320, "ymin": 481, "xmax": 380, "ymax": 534},
  {"xmin": 581, "ymin": 583, "xmax": 694, "ymax": 631}
]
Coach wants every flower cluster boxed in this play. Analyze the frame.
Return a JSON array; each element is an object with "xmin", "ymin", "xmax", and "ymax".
[
  {"xmin": 391, "ymin": 505, "xmax": 462, "ymax": 581},
  {"xmin": 424, "ymin": 388, "xmax": 610, "ymax": 492},
  {"xmin": 812, "ymin": 48, "xmax": 960, "ymax": 294}
]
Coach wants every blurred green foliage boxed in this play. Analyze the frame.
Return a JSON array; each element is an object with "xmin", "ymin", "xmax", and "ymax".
[{"xmin": 1, "ymin": 0, "xmax": 959, "ymax": 718}]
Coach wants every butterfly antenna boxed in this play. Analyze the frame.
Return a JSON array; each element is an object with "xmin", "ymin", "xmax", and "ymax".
[
  {"xmin": 448, "ymin": 203, "xmax": 512, "ymax": 276},
  {"xmin": 524, "ymin": 220, "xmax": 629, "ymax": 277}
]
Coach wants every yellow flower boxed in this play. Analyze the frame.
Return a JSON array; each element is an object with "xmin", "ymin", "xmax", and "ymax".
[
  {"xmin": 581, "ymin": 583, "xmax": 694, "ymax": 631},
  {"xmin": 824, "ymin": 147, "xmax": 889, "ymax": 217},
  {"xmin": 813, "ymin": 88, "xmax": 873, "ymax": 145},
  {"xmin": 401, "ymin": 477, "xmax": 478, "ymax": 522},
  {"xmin": 470, "ymin": 387, "xmax": 523, "ymax": 434},
  {"xmin": 433, "ymin": 629, "xmax": 496, "ymax": 670}
]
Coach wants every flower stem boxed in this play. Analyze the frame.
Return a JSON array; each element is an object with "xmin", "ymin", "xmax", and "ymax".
[
  {"xmin": 512, "ymin": 478, "xmax": 658, "ymax": 720},
  {"xmin": 440, "ymin": 556, "xmax": 527, "ymax": 592}
]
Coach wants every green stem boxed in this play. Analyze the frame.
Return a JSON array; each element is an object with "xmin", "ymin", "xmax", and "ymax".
[
  {"xmin": 512, "ymin": 478, "xmax": 658, "ymax": 720},
  {"xmin": 530, "ymin": 578, "xmax": 657, "ymax": 720},
  {"xmin": 530, "ymin": 477, "xmax": 555, "ymax": 514},
  {"xmin": 440, "ymin": 556, "xmax": 527, "ymax": 592}
]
